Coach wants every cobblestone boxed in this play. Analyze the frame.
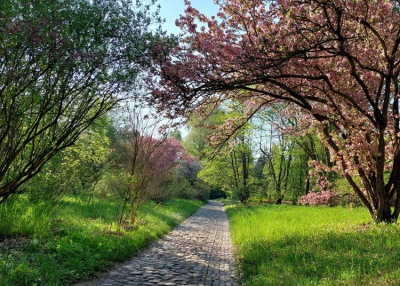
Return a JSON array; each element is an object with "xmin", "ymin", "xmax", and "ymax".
[{"xmin": 77, "ymin": 201, "xmax": 238, "ymax": 286}]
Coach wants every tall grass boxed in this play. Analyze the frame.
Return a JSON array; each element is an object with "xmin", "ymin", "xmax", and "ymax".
[
  {"xmin": 226, "ymin": 203, "xmax": 400, "ymax": 286},
  {"xmin": 0, "ymin": 196, "xmax": 203, "ymax": 286},
  {"xmin": 0, "ymin": 196, "xmax": 57, "ymax": 238}
]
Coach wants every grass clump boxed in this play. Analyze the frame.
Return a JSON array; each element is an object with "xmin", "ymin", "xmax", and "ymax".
[
  {"xmin": 0, "ymin": 196, "xmax": 203, "ymax": 286},
  {"xmin": 226, "ymin": 203, "xmax": 400, "ymax": 286}
]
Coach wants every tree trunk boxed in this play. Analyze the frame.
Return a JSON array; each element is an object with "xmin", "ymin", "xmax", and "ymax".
[
  {"xmin": 275, "ymin": 185, "xmax": 283, "ymax": 204},
  {"xmin": 373, "ymin": 189, "xmax": 397, "ymax": 223},
  {"xmin": 239, "ymin": 148, "xmax": 250, "ymax": 203},
  {"xmin": 241, "ymin": 151, "xmax": 248, "ymax": 187},
  {"xmin": 374, "ymin": 204, "xmax": 396, "ymax": 223},
  {"xmin": 230, "ymin": 151, "xmax": 239, "ymax": 189},
  {"xmin": 305, "ymin": 176, "xmax": 310, "ymax": 195}
]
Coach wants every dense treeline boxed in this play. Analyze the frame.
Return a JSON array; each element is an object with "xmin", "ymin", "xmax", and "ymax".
[{"xmin": 181, "ymin": 105, "xmax": 358, "ymax": 206}]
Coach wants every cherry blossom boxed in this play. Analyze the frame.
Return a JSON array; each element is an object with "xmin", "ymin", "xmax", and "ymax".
[{"xmin": 147, "ymin": 0, "xmax": 400, "ymax": 223}]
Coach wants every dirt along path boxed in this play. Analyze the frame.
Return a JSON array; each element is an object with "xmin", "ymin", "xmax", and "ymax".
[{"xmin": 76, "ymin": 200, "xmax": 238, "ymax": 286}]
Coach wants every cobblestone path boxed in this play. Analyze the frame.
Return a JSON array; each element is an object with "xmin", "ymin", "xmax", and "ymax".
[{"xmin": 77, "ymin": 201, "xmax": 238, "ymax": 286}]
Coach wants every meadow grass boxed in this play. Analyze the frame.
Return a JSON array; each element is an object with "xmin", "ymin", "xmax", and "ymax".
[
  {"xmin": 226, "ymin": 203, "xmax": 400, "ymax": 286},
  {"xmin": 0, "ymin": 196, "xmax": 203, "ymax": 286}
]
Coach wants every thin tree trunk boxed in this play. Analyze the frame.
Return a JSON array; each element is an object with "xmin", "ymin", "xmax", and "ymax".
[
  {"xmin": 305, "ymin": 176, "xmax": 310, "ymax": 195},
  {"xmin": 230, "ymin": 151, "xmax": 239, "ymax": 189}
]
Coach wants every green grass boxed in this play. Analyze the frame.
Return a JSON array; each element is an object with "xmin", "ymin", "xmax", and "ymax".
[
  {"xmin": 226, "ymin": 203, "xmax": 400, "ymax": 286},
  {"xmin": 0, "ymin": 196, "xmax": 204, "ymax": 286}
]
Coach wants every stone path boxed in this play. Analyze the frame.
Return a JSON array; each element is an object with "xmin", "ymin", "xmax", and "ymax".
[{"xmin": 77, "ymin": 201, "xmax": 238, "ymax": 286}]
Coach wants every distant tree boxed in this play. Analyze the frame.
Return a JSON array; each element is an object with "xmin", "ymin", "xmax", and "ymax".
[
  {"xmin": 183, "ymin": 111, "xmax": 225, "ymax": 159},
  {"xmin": 115, "ymin": 106, "xmax": 187, "ymax": 227},
  {"xmin": 198, "ymin": 150, "xmax": 236, "ymax": 196},
  {"xmin": 167, "ymin": 160, "xmax": 205, "ymax": 199},
  {"xmin": 198, "ymin": 131, "xmax": 254, "ymax": 202},
  {"xmin": 0, "ymin": 0, "xmax": 163, "ymax": 203},
  {"xmin": 254, "ymin": 107, "xmax": 321, "ymax": 203},
  {"xmin": 170, "ymin": 129, "xmax": 183, "ymax": 141},
  {"xmin": 261, "ymin": 136, "xmax": 294, "ymax": 204},
  {"xmin": 254, "ymin": 156, "xmax": 267, "ymax": 181}
]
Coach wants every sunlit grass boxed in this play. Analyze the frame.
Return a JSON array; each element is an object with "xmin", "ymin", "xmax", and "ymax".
[
  {"xmin": 0, "ymin": 196, "xmax": 203, "ymax": 286},
  {"xmin": 226, "ymin": 203, "xmax": 400, "ymax": 286}
]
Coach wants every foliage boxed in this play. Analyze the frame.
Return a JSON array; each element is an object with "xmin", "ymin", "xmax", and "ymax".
[
  {"xmin": 182, "ymin": 113, "xmax": 221, "ymax": 159},
  {"xmin": 24, "ymin": 116, "xmax": 113, "ymax": 202},
  {"xmin": 198, "ymin": 152, "xmax": 235, "ymax": 196},
  {"xmin": 148, "ymin": 0, "xmax": 400, "ymax": 223},
  {"xmin": 187, "ymin": 106, "xmax": 257, "ymax": 202},
  {"xmin": 0, "ymin": 196, "xmax": 203, "ymax": 286},
  {"xmin": 167, "ymin": 176, "xmax": 193, "ymax": 199},
  {"xmin": 112, "ymin": 104, "xmax": 195, "ymax": 226},
  {"xmin": 166, "ymin": 160, "xmax": 210, "ymax": 200},
  {"xmin": 0, "ymin": 0, "xmax": 164, "ymax": 204},
  {"xmin": 115, "ymin": 131, "xmax": 188, "ymax": 225},
  {"xmin": 170, "ymin": 129, "xmax": 183, "ymax": 141},
  {"xmin": 226, "ymin": 203, "xmax": 400, "ymax": 286}
]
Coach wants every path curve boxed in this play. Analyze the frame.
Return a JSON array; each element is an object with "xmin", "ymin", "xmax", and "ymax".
[{"xmin": 77, "ymin": 201, "xmax": 238, "ymax": 286}]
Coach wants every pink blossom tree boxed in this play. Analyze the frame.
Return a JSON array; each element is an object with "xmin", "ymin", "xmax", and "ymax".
[
  {"xmin": 115, "ymin": 105, "xmax": 190, "ymax": 227},
  {"xmin": 148, "ymin": 0, "xmax": 400, "ymax": 222}
]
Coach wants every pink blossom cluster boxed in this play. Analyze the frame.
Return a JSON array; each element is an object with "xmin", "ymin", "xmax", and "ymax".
[
  {"xmin": 299, "ymin": 191, "xmax": 336, "ymax": 206},
  {"xmin": 144, "ymin": 137, "xmax": 194, "ymax": 176}
]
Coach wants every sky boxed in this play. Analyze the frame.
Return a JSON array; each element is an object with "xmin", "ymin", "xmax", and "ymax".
[{"xmin": 158, "ymin": 0, "xmax": 219, "ymax": 35}]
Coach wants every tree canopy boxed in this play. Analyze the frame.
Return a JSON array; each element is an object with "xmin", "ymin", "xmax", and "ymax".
[
  {"xmin": 0, "ymin": 0, "xmax": 163, "ymax": 203},
  {"xmin": 148, "ymin": 0, "xmax": 400, "ymax": 222}
]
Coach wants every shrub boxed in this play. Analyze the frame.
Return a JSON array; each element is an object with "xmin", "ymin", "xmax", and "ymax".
[{"xmin": 299, "ymin": 191, "xmax": 337, "ymax": 206}]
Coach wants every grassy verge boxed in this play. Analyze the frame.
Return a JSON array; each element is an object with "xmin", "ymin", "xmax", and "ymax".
[
  {"xmin": 226, "ymin": 203, "xmax": 400, "ymax": 286},
  {"xmin": 0, "ymin": 197, "xmax": 204, "ymax": 286}
]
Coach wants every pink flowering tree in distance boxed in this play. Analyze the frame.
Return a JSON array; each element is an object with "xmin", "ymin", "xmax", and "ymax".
[
  {"xmin": 115, "ymin": 105, "xmax": 191, "ymax": 227},
  {"xmin": 147, "ymin": 0, "xmax": 400, "ymax": 223}
]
